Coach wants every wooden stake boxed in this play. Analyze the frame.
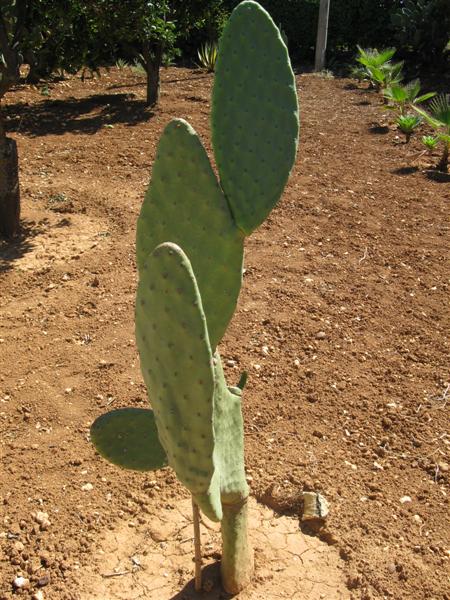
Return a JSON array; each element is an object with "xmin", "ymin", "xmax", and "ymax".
[
  {"xmin": 192, "ymin": 497, "xmax": 202, "ymax": 592},
  {"xmin": 314, "ymin": 0, "xmax": 331, "ymax": 71}
]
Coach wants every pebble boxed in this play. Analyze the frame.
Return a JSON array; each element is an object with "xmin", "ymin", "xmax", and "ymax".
[
  {"xmin": 81, "ymin": 483, "xmax": 94, "ymax": 491},
  {"xmin": 37, "ymin": 574, "xmax": 50, "ymax": 587},
  {"xmin": 400, "ymin": 496, "xmax": 412, "ymax": 504},
  {"xmin": 33, "ymin": 511, "xmax": 51, "ymax": 530},
  {"xmin": 316, "ymin": 331, "xmax": 327, "ymax": 340},
  {"xmin": 33, "ymin": 591, "xmax": 45, "ymax": 600},
  {"xmin": 13, "ymin": 576, "xmax": 30, "ymax": 589},
  {"xmin": 438, "ymin": 461, "xmax": 449, "ymax": 473},
  {"xmin": 261, "ymin": 345, "xmax": 269, "ymax": 355},
  {"xmin": 302, "ymin": 492, "xmax": 329, "ymax": 521},
  {"xmin": 13, "ymin": 541, "xmax": 25, "ymax": 552}
]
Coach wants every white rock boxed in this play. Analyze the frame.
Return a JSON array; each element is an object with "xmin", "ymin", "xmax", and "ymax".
[
  {"xmin": 400, "ymin": 495, "xmax": 412, "ymax": 504},
  {"xmin": 33, "ymin": 591, "xmax": 45, "ymax": 600},
  {"xmin": 81, "ymin": 483, "xmax": 94, "ymax": 491},
  {"xmin": 34, "ymin": 511, "xmax": 49, "ymax": 525},
  {"xmin": 13, "ymin": 576, "xmax": 30, "ymax": 589},
  {"xmin": 33, "ymin": 511, "xmax": 51, "ymax": 530}
]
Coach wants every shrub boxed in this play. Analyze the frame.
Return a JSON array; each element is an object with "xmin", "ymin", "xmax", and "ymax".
[
  {"xmin": 414, "ymin": 95, "xmax": 450, "ymax": 172},
  {"xmin": 396, "ymin": 114, "xmax": 422, "ymax": 143},
  {"xmin": 391, "ymin": 0, "xmax": 450, "ymax": 67},
  {"xmin": 356, "ymin": 46, "xmax": 403, "ymax": 91},
  {"xmin": 383, "ymin": 80, "xmax": 436, "ymax": 116}
]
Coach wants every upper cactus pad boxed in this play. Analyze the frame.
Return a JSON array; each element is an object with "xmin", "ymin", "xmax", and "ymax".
[
  {"xmin": 136, "ymin": 119, "xmax": 244, "ymax": 350},
  {"xmin": 212, "ymin": 0, "xmax": 299, "ymax": 234}
]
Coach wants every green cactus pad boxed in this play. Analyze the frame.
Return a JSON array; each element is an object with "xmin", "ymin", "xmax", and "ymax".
[
  {"xmin": 212, "ymin": 0, "xmax": 299, "ymax": 235},
  {"xmin": 135, "ymin": 242, "xmax": 222, "ymax": 521},
  {"xmin": 90, "ymin": 408, "xmax": 167, "ymax": 471},
  {"xmin": 212, "ymin": 354, "xmax": 248, "ymax": 504},
  {"xmin": 136, "ymin": 119, "xmax": 244, "ymax": 350}
]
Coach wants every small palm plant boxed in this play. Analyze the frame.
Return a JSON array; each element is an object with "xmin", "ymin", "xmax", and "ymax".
[
  {"xmin": 383, "ymin": 80, "xmax": 436, "ymax": 116},
  {"xmin": 197, "ymin": 41, "xmax": 218, "ymax": 72},
  {"xmin": 414, "ymin": 95, "xmax": 450, "ymax": 172},
  {"xmin": 396, "ymin": 114, "xmax": 422, "ymax": 143},
  {"xmin": 422, "ymin": 135, "xmax": 439, "ymax": 152},
  {"xmin": 356, "ymin": 46, "xmax": 403, "ymax": 91}
]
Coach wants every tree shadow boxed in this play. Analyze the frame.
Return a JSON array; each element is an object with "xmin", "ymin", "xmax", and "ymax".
[
  {"xmin": 392, "ymin": 166, "xmax": 419, "ymax": 175},
  {"xmin": 369, "ymin": 124, "xmax": 390, "ymax": 135},
  {"xmin": 425, "ymin": 169, "xmax": 450, "ymax": 183},
  {"xmin": 0, "ymin": 220, "xmax": 42, "ymax": 272},
  {"xmin": 164, "ymin": 73, "xmax": 211, "ymax": 84},
  {"xmin": 169, "ymin": 562, "xmax": 233, "ymax": 600},
  {"xmin": 3, "ymin": 93, "xmax": 154, "ymax": 137}
]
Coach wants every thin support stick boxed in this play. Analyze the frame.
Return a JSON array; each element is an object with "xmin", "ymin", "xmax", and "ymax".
[{"xmin": 192, "ymin": 497, "xmax": 202, "ymax": 592}]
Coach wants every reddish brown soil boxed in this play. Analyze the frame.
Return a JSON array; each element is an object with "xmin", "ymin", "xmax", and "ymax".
[{"xmin": 0, "ymin": 67, "xmax": 449, "ymax": 600}]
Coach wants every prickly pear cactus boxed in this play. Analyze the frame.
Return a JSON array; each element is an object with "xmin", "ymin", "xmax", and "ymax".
[
  {"xmin": 212, "ymin": 0, "xmax": 298, "ymax": 235},
  {"xmin": 91, "ymin": 0, "xmax": 298, "ymax": 594}
]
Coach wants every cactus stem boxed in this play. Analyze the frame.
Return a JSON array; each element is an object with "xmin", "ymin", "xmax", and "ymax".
[
  {"xmin": 220, "ymin": 496, "xmax": 254, "ymax": 594},
  {"xmin": 192, "ymin": 497, "xmax": 202, "ymax": 591},
  {"xmin": 237, "ymin": 370, "xmax": 248, "ymax": 390}
]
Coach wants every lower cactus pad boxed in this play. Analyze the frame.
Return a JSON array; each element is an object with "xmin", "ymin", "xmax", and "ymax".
[
  {"xmin": 135, "ymin": 242, "xmax": 222, "ymax": 520},
  {"xmin": 90, "ymin": 408, "xmax": 167, "ymax": 471}
]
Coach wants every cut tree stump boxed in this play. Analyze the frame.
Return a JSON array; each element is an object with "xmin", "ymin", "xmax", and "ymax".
[{"xmin": 0, "ymin": 135, "xmax": 20, "ymax": 238}]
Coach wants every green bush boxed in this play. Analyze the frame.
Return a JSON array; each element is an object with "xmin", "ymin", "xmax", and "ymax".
[
  {"xmin": 224, "ymin": 0, "xmax": 400, "ymax": 61},
  {"xmin": 391, "ymin": 0, "xmax": 450, "ymax": 67}
]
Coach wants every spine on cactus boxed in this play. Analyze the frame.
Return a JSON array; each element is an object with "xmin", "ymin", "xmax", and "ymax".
[{"xmin": 91, "ymin": 0, "xmax": 299, "ymax": 594}]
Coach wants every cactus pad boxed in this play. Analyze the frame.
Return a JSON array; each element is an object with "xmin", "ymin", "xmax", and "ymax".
[
  {"xmin": 212, "ymin": 0, "xmax": 299, "ymax": 234},
  {"xmin": 135, "ymin": 242, "xmax": 222, "ymax": 520},
  {"xmin": 90, "ymin": 408, "xmax": 167, "ymax": 471},
  {"xmin": 136, "ymin": 119, "xmax": 244, "ymax": 350},
  {"xmin": 212, "ymin": 355, "xmax": 248, "ymax": 505}
]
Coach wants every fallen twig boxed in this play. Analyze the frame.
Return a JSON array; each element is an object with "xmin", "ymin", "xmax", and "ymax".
[{"xmin": 101, "ymin": 570, "xmax": 130, "ymax": 578}]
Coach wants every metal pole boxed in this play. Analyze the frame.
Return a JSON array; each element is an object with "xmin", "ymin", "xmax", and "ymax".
[{"xmin": 315, "ymin": 0, "xmax": 331, "ymax": 71}]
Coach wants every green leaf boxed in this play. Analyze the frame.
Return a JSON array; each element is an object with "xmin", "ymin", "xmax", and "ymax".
[
  {"xmin": 91, "ymin": 408, "xmax": 167, "ymax": 472},
  {"xmin": 414, "ymin": 92, "xmax": 437, "ymax": 104}
]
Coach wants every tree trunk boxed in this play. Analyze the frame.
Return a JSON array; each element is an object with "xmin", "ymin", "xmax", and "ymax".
[
  {"xmin": 0, "ymin": 113, "xmax": 20, "ymax": 238},
  {"xmin": 143, "ymin": 42, "xmax": 163, "ymax": 107},
  {"xmin": 437, "ymin": 143, "xmax": 449, "ymax": 173},
  {"xmin": 220, "ymin": 496, "xmax": 254, "ymax": 594},
  {"xmin": 314, "ymin": 0, "xmax": 331, "ymax": 71}
]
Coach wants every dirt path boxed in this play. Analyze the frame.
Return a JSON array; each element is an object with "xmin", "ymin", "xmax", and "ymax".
[{"xmin": 0, "ymin": 67, "xmax": 449, "ymax": 600}]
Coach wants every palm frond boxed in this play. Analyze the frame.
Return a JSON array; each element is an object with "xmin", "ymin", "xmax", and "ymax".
[
  {"xmin": 414, "ymin": 94, "xmax": 450, "ymax": 131},
  {"xmin": 428, "ymin": 94, "xmax": 450, "ymax": 128}
]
